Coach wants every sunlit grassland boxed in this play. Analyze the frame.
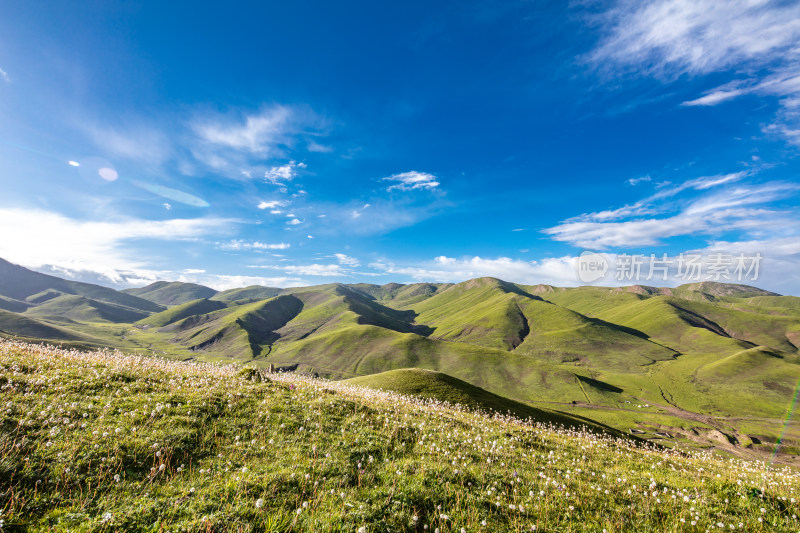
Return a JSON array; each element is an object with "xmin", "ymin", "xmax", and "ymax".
[{"xmin": 2, "ymin": 341, "xmax": 800, "ymax": 532}]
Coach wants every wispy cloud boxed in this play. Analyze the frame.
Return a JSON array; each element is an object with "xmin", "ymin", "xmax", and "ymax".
[
  {"xmin": 82, "ymin": 121, "xmax": 172, "ymax": 166},
  {"xmin": 257, "ymin": 263, "xmax": 351, "ymax": 277},
  {"xmin": 383, "ymin": 171, "xmax": 440, "ymax": 191},
  {"xmin": 312, "ymin": 198, "xmax": 443, "ymax": 236},
  {"xmin": 334, "ymin": 253, "xmax": 360, "ymax": 267},
  {"xmin": 194, "ymin": 106, "xmax": 294, "ymax": 155},
  {"xmin": 626, "ymin": 175, "xmax": 651, "ymax": 186},
  {"xmin": 568, "ymin": 172, "xmax": 748, "ymax": 223},
  {"xmin": 544, "ymin": 180, "xmax": 800, "ymax": 249},
  {"xmin": 190, "ymin": 105, "xmax": 325, "ymax": 174},
  {"xmin": 588, "ymin": 0, "xmax": 800, "ymax": 143},
  {"xmin": 216, "ymin": 240, "xmax": 290, "ymax": 251},
  {"xmin": 589, "ymin": 0, "xmax": 800, "ymax": 78},
  {"xmin": 0, "ymin": 67, "xmax": 10, "ymax": 84}
]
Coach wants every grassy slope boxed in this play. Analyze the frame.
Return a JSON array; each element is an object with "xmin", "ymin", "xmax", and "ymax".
[
  {"xmin": 136, "ymin": 298, "xmax": 228, "ymax": 327},
  {"xmin": 211, "ymin": 285, "xmax": 282, "ymax": 302},
  {"xmin": 677, "ymin": 281, "xmax": 779, "ymax": 298},
  {"xmin": 266, "ymin": 323, "xmax": 620, "ymax": 406},
  {"xmin": 409, "ymin": 278, "xmax": 675, "ymax": 372},
  {"xmin": 0, "ymin": 258, "xmax": 162, "ymax": 313},
  {"xmin": 0, "ymin": 294, "xmax": 31, "ymax": 313},
  {"xmin": 409, "ymin": 278, "xmax": 532, "ymax": 350},
  {"xmin": 24, "ymin": 294, "xmax": 150, "ymax": 323},
  {"xmin": 122, "ymin": 281, "xmax": 217, "ymax": 306},
  {"xmin": 2, "ymin": 341, "xmax": 799, "ymax": 532},
  {"xmin": 165, "ymin": 295, "xmax": 306, "ymax": 358},
  {"xmin": 0, "ymin": 309, "xmax": 85, "ymax": 340},
  {"xmin": 2, "ymin": 270, "xmax": 800, "ymax": 456},
  {"xmin": 349, "ymin": 282, "xmax": 453, "ymax": 309},
  {"xmin": 344, "ymin": 368, "xmax": 614, "ymax": 432}
]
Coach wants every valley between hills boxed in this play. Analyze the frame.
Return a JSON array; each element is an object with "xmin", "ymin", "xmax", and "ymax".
[{"xmin": 2, "ymin": 256, "xmax": 800, "ymax": 464}]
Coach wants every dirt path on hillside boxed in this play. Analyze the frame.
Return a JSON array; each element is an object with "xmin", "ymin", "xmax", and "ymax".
[{"xmin": 523, "ymin": 397, "xmax": 800, "ymax": 467}]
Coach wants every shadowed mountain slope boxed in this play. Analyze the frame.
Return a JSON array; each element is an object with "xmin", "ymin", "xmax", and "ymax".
[
  {"xmin": 0, "ymin": 309, "xmax": 87, "ymax": 341},
  {"xmin": 345, "ymin": 368, "xmax": 616, "ymax": 432},
  {"xmin": 0, "ymin": 258, "xmax": 162, "ymax": 313},
  {"xmin": 25, "ymin": 295, "xmax": 150, "ymax": 323},
  {"xmin": 137, "ymin": 298, "xmax": 228, "ymax": 327}
]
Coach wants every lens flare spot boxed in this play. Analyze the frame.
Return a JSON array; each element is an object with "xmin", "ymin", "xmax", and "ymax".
[
  {"xmin": 68, "ymin": 160, "xmax": 80, "ymax": 167},
  {"xmin": 132, "ymin": 180, "xmax": 209, "ymax": 207},
  {"xmin": 98, "ymin": 167, "xmax": 119, "ymax": 181}
]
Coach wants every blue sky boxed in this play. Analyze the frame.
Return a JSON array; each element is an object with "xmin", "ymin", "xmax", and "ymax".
[{"xmin": 1, "ymin": 0, "xmax": 799, "ymax": 293}]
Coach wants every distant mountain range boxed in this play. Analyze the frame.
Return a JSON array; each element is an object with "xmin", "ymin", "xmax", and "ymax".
[{"xmin": 1, "ymin": 256, "xmax": 798, "ymax": 458}]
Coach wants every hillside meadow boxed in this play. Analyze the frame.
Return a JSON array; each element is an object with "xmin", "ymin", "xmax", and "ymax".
[{"xmin": 2, "ymin": 341, "xmax": 800, "ymax": 532}]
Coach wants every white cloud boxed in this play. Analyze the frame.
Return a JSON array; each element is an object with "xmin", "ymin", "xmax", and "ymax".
[
  {"xmin": 0, "ymin": 67, "xmax": 10, "ymax": 83},
  {"xmin": 185, "ymin": 274, "xmax": 306, "ymax": 291},
  {"xmin": 626, "ymin": 175, "xmax": 651, "ymax": 186},
  {"xmin": 257, "ymin": 200, "xmax": 288, "ymax": 209},
  {"xmin": 277, "ymin": 264, "xmax": 350, "ymax": 277},
  {"xmin": 195, "ymin": 106, "xmax": 294, "ymax": 155},
  {"xmin": 216, "ymin": 240, "xmax": 291, "ymax": 251},
  {"xmin": 334, "ymin": 253, "xmax": 360, "ymax": 267},
  {"xmin": 0, "ymin": 207, "xmax": 233, "ymax": 285},
  {"xmin": 287, "ymin": 218, "xmax": 302, "ymax": 225},
  {"xmin": 569, "ymin": 172, "xmax": 748, "ymax": 223},
  {"xmin": 83, "ymin": 122, "xmax": 171, "ymax": 166},
  {"xmin": 307, "ymin": 140, "xmax": 333, "ymax": 153},
  {"xmin": 383, "ymin": 171, "xmax": 440, "ymax": 191},
  {"xmin": 190, "ymin": 106, "xmax": 324, "ymax": 174},
  {"xmin": 589, "ymin": 0, "xmax": 800, "ymax": 78},
  {"xmin": 589, "ymin": 0, "xmax": 800, "ymax": 142},
  {"xmin": 265, "ymin": 161, "xmax": 306, "ymax": 184},
  {"xmin": 372, "ymin": 255, "xmax": 583, "ymax": 286},
  {"xmin": 544, "ymin": 182, "xmax": 799, "ymax": 249},
  {"xmin": 682, "ymin": 88, "xmax": 748, "ymax": 107}
]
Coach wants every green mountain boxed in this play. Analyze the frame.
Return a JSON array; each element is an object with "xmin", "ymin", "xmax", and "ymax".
[
  {"xmin": 0, "ymin": 258, "xmax": 162, "ymax": 313},
  {"xmin": 122, "ymin": 281, "xmax": 217, "ymax": 306},
  {"xmin": 0, "ymin": 308, "xmax": 83, "ymax": 341},
  {"xmin": 210, "ymin": 285, "xmax": 281, "ymax": 302},
  {"xmin": 136, "ymin": 298, "xmax": 228, "ymax": 327},
  {"xmin": 25, "ymin": 294, "xmax": 150, "ymax": 323},
  {"xmin": 1, "ymin": 257, "xmax": 799, "ymax": 459}
]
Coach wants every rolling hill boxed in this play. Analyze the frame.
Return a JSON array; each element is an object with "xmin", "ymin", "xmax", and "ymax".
[
  {"xmin": 122, "ymin": 281, "xmax": 217, "ymax": 306},
  {"xmin": 0, "ymin": 258, "xmax": 162, "ymax": 313},
  {"xmin": 1, "ymin": 256, "xmax": 799, "ymax": 458},
  {"xmin": 25, "ymin": 294, "xmax": 150, "ymax": 323},
  {"xmin": 345, "ymin": 368, "xmax": 620, "ymax": 432}
]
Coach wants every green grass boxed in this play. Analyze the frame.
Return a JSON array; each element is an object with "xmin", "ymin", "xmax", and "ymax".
[
  {"xmin": 122, "ymin": 281, "xmax": 217, "ymax": 306},
  {"xmin": 344, "ymin": 368, "xmax": 620, "ymax": 434},
  {"xmin": 24, "ymin": 295, "xmax": 150, "ymax": 324},
  {"xmin": 0, "ymin": 309, "xmax": 89, "ymax": 341},
  {"xmin": 3, "ymin": 340, "xmax": 800, "ymax": 532},
  {"xmin": 136, "ymin": 298, "xmax": 228, "ymax": 327},
  {"xmin": 211, "ymin": 285, "xmax": 282, "ymax": 302},
  {"xmin": 3, "ymin": 264, "xmax": 800, "ymax": 465}
]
